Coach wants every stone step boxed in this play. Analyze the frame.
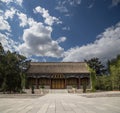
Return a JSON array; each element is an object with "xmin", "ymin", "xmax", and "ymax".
[{"xmin": 49, "ymin": 89, "xmax": 68, "ymax": 93}]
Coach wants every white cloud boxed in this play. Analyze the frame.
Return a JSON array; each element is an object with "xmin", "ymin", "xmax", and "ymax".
[
  {"xmin": 63, "ymin": 22, "xmax": 120, "ymax": 62},
  {"xmin": 0, "ymin": 0, "xmax": 13, "ymax": 4},
  {"xmin": 112, "ymin": 0, "xmax": 120, "ymax": 6},
  {"xmin": 57, "ymin": 37, "xmax": 67, "ymax": 43},
  {"xmin": 55, "ymin": 0, "xmax": 81, "ymax": 13},
  {"xmin": 62, "ymin": 26, "xmax": 70, "ymax": 30},
  {"xmin": 0, "ymin": 33, "xmax": 18, "ymax": 52},
  {"xmin": 0, "ymin": 4, "xmax": 65, "ymax": 59},
  {"xmin": 17, "ymin": 12, "xmax": 40, "ymax": 27},
  {"xmin": 0, "ymin": 10, "xmax": 3, "ymax": 13},
  {"xmin": 4, "ymin": 7, "xmax": 16, "ymax": 19},
  {"xmin": 19, "ymin": 22, "xmax": 64, "ymax": 58},
  {"xmin": 88, "ymin": 3, "xmax": 94, "ymax": 8},
  {"xmin": 16, "ymin": 0, "xmax": 23, "ymax": 5},
  {"xmin": 0, "ymin": 17, "xmax": 11, "ymax": 31},
  {"xmin": 1, "ymin": 0, "xmax": 23, "ymax": 6},
  {"xmin": 17, "ymin": 12, "xmax": 28, "ymax": 27},
  {"xmin": 30, "ymin": 58, "xmax": 39, "ymax": 62},
  {"xmin": 55, "ymin": 6, "xmax": 69, "ymax": 13},
  {"xmin": 68, "ymin": 0, "xmax": 81, "ymax": 6},
  {"xmin": 59, "ymin": 0, "xmax": 81, "ymax": 6},
  {"xmin": 34, "ymin": 6, "xmax": 62, "ymax": 26},
  {"xmin": 0, "ymin": 4, "xmax": 17, "ymax": 52},
  {"xmin": 16, "ymin": 10, "xmax": 65, "ymax": 58}
]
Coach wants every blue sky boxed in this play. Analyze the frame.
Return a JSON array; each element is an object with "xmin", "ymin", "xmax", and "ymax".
[{"xmin": 0, "ymin": 0, "xmax": 120, "ymax": 62}]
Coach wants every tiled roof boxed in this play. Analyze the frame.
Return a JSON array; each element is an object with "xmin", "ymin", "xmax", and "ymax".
[{"xmin": 27, "ymin": 62, "xmax": 90, "ymax": 74}]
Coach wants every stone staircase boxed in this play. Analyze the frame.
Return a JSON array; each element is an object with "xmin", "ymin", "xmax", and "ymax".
[
  {"xmin": 25, "ymin": 89, "xmax": 83, "ymax": 94},
  {"xmin": 49, "ymin": 89, "xmax": 68, "ymax": 93}
]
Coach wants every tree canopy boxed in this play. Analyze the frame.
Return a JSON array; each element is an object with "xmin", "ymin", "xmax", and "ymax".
[
  {"xmin": 85, "ymin": 57, "xmax": 120, "ymax": 91},
  {"xmin": 0, "ymin": 43, "xmax": 30, "ymax": 93},
  {"xmin": 109, "ymin": 55, "xmax": 120, "ymax": 90},
  {"xmin": 85, "ymin": 57, "xmax": 106, "ymax": 75}
]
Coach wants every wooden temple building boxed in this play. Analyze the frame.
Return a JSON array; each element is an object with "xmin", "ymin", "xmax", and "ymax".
[{"xmin": 27, "ymin": 62, "xmax": 91, "ymax": 89}]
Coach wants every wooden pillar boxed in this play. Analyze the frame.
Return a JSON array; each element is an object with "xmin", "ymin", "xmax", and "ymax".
[
  {"xmin": 78, "ymin": 76, "xmax": 80, "ymax": 89},
  {"xmin": 29, "ymin": 77, "xmax": 31, "ymax": 89},
  {"xmin": 50, "ymin": 75, "xmax": 52, "ymax": 89},
  {"xmin": 65, "ymin": 75, "xmax": 67, "ymax": 89},
  {"xmin": 31, "ymin": 77, "xmax": 33, "ymax": 86},
  {"xmin": 36, "ymin": 76, "xmax": 38, "ymax": 89},
  {"xmin": 37, "ymin": 78, "xmax": 39, "ymax": 89}
]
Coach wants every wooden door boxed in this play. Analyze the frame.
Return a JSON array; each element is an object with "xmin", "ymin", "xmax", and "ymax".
[{"xmin": 51, "ymin": 79, "xmax": 65, "ymax": 89}]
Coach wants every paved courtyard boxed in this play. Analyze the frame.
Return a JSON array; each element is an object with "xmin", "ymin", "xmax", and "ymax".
[{"xmin": 0, "ymin": 93, "xmax": 120, "ymax": 113}]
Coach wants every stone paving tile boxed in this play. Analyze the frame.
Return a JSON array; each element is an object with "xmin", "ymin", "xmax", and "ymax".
[{"xmin": 0, "ymin": 93, "xmax": 120, "ymax": 113}]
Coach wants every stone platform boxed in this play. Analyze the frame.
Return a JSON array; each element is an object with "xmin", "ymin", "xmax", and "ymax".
[{"xmin": 0, "ymin": 92, "xmax": 120, "ymax": 113}]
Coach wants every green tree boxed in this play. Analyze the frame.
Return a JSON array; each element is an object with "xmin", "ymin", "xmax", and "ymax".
[
  {"xmin": 96, "ymin": 55, "xmax": 120, "ymax": 91},
  {"xmin": 0, "ymin": 43, "xmax": 30, "ymax": 93},
  {"xmin": 96, "ymin": 75, "xmax": 112, "ymax": 91},
  {"xmin": 109, "ymin": 55, "xmax": 120, "ymax": 90},
  {"xmin": 0, "ymin": 43, "xmax": 6, "ymax": 89},
  {"xmin": 85, "ymin": 58, "xmax": 106, "ymax": 76},
  {"xmin": 90, "ymin": 69, "xmax": 96, "ymax": 92}
]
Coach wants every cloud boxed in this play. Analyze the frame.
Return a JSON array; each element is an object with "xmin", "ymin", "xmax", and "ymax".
[
  {"xmin": 0, "ymin": 3, "xmax": 18, "ymax": 52},
  {"xmin": 0, "ymin": 0, "xmax": 13, "ymax": 4},
  {"xmin": 17, "ymin": 12, "xmax": 41, "ymax": 28},
  {"xmin": 68, "ymin": 0, "xmax": 81, "ymax": 6},
  {"xmin": 62, "ymin": 26, "xmax": 70, "ymax": 30},
  {"xmin": 63, "ymin": 22, "xmax": 120, "ymax": 62},
  {"xmin": 30, "ymin": 58, "xmax": 39, "ymax": 62},
  {"xmin": 59, "ymin": 0, "xmax": 81, "ymax": 6},
  {"xmin": 4, "ymin": 7, "xmax": 17, "ymax": 19},
  {"xmin": 0, "ymin": 6, "xmax": 17, "ymax": 31},
  {"xmin": 0, "ymin": 0, "xmax": 23, "ymax": 6},
  {"xmin": 0, "ymin": 33, "xmax": 18, "ymax": 52},
  {"xmin": 17, "ymin": 10, "xmax": 65, "ymax": 58},
  {"xmin": 0, "ymin": 2, "xmax": 66, "ymax": 60},
  {"xmin": 0, "ymin": 17, "xmax": 11, "ymax": 31},
  {"xmin": 55, "ymin": 6, "xmax": 69, "ymax": 13},
  {"xmin": 57, "ymin": 37, "xmax": 67, "ymax": 43},
  {"xmin": 17, "ymin": 12, "xmax": 28, "ymax": 27},
  {"xmin": 112, "ymin": 0, "xmax": 120, "ymax": 6},
  {"xmin": 55, "ymin": 0, "xmax": 81, "ymax": 13},
  {"xmin": 88, "ymin": 3, "xmax": 94, "ymax": 8},
  {"xmin": 0, "ymin": 3, "xmax": 65, "ymax": 59},
  {"xmin": 16, "ymin": 0, "xmax": 23, "ymax": 5},
  {"xmin": 19, "ymin": 22, "xmax": 64, "ymax": 58},
  {"xmin": 34, "ymin": 6, "xmax": 62, "ymax": 26}
]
